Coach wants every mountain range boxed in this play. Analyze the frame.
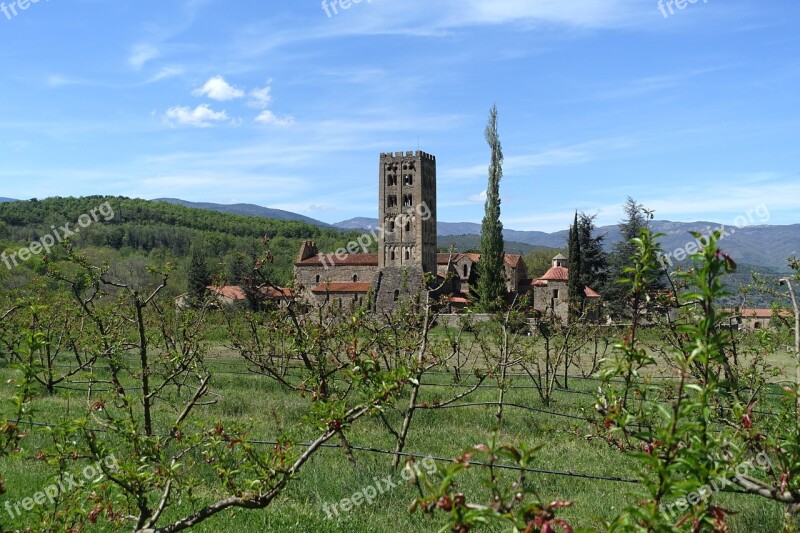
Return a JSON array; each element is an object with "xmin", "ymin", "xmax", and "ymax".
[
  {"xmin": 4, "ymin": 197, "xmax": 794, "ymax": 273},
  {"xmin": 147, "ymin": 200, "xmax": 797, "ymax": 273}
]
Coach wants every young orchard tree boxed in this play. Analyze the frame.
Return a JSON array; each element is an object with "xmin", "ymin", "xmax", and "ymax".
[
  {"xmin": 5, "ymin": 244, "xmax": 412, "ymax": 532},
  {"xmin": 477, "ymin": 104, "xmax": 507, "ymax": 311}
]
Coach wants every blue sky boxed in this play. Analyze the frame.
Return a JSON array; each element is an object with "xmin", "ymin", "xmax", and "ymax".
[{"xmin": 0, "ymin": 0, "xmax": 798, "ymax": 232}]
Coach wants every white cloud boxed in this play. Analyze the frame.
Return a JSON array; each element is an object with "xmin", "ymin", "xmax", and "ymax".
[
  {"xmin": 46, "ymin": 75, "xmax": 84, "ymax": 87},
  {"xmin": 145, "ymin": 66, "xmax": 186, "ymax": 84},
  {"xmin": 255, "ymin": 109, "xmax": 295, "ymax": 127},
  {"xmin": 249, "ymin": 83, "xmax": 274, "ymax": 109},
  {"xmin": 192, "ymin": 76, "xmax": 245, "ymax": 101},
  {"xmin": 165, "ymin": 104, "xmax": 230, "ymax": 127},
  {"xmin": 129, "ymin": 44, "xmax": 160, "ymax": 70},
  {"xmin": 468, "ymin": 190, "xmax": 487, "ymax": 202}
]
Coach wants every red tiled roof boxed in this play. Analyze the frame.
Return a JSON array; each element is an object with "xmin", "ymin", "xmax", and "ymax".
[
  {"xmin": 262, "ymin": 287, "xmax": 295, "ymax": 299},
  {"xmin": 504, "ymin": 254, "xmax": 523, "ymax": 269},
  {"xmin": 436, "ymin": 252, "xmax": 522, "ymax": 268},
  {"xmin": 520, "ymin": 278, "xmax": 547, "ymax": 287},
  {"xmin": 207, "ymin": 285, "xmax": 295, "ymax": 300},
  {"xmin": 437, "ymin": 252, "xmax": 463, "ymax": 264},
  {"xmin": 584, "ymin": 286, "xmax": 601, "ymax": 298},
  {"xmin": 208, "ymin": 285, "xmax": 245, "ymax": 300},
  {"xmin": 296, "ymin": 254, "xmax": 378, "ymax": 267},
  {"xmin": 538, "ymin": 266, "xmax": 569, "ymax": 281},
  {"xmin": 311, "ymin": 282, "xmax": 372, "ymax": 294},
  {"xmin": 735, "ymin": 308, "xmax": 794, "ymax": 319}
]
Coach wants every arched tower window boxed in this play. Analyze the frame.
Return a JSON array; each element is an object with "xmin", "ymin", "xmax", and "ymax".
[{"xmin": 352, "ymin": 274, "xmax": 358, "ymax": 282}]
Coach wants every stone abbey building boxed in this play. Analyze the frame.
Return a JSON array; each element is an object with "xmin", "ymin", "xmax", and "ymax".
[{"xmin": 293, "ymin": 150, "xmax": 597, "ymax": 320}]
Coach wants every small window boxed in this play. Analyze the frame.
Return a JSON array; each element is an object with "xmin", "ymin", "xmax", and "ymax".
[
  {"xmin": 352, "ymin": 274, "xmax": 358, "ymax": 282},
  {"xmin": 463, "ymin": 265, "xmax": 468, "ymax": 278},
  {"xmin": 315, "ymin": 275, "xmax": 320, "ymax": 283},
  {"xmin": 390, "ymin": 249, "xmax": 396, "ymax": 260},
  {"xmin": 404, "ymin": 175, "xmax": 413, "ymax": 186},
  {"xmin": 405, "ymin": 220, "xmax": 411, "ymax": 232},
  {"xmin": 553, "ymin": 289, "xmax": 559, "ymax": 299},
  {"xmin": 387, "ymin": 196, "xmax": 397, "ymax": 208},
  {"xmin": 405, "ymin": 249, "xmax": 411, "ymax": 260},
  {"xmin": 403, "ymin": 195, "xmax": 413, "ymax": 207},
  {"xmin": 389, "ymin": 220, "xmax": 395, "ymax": 232}
]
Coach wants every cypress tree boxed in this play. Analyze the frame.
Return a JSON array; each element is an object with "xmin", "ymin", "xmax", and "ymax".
[
  {"xmin": 187, "ymin": 247, "xmax": 211, "ymax": 306},
  {"xmin": 477, "ymin": 105, "xmax": 507, "ymax": 311},
  {"xmin": 568, "ymin": 211, "xmax": 583, "ymax": 319}
]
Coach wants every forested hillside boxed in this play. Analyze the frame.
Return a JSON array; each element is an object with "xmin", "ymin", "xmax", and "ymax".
[{"xmin": 0, "ymin": 196, "xmax": 364, "ymax": 293}]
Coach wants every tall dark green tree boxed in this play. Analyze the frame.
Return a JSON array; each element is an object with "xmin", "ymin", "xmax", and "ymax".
[
  {"xmin": 477, "ymin": 105, "xmax": 506, "ymax": 311},
  {"xmin": 187, "ymin": 247, "xmax": 211, "ymax": 305},
  {"xmin": 577, "ymin": 212, "xmax": 608, "ymax": 290},
  {"xmin": 568, "ymin": 212, "xmax": 583, "ymax": 318},
  {"xmin": 568, "ymin": 211, "xmax": 608, "ymax": 320},
  {"xmin": 604, "ymin": 197, "xmax": 661, "ymax": 318}
]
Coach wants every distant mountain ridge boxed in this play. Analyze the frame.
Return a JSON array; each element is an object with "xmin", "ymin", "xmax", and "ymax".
[
  {"xmin": 333, "ymin": 217, "xmax": 799, "ymax": 272},
  {"xmin": 154, "ymin": 198, "xmax": 332, "ymax": 228},
  {"xmin": 0, "ymin": 198, "xmax": 17, "ymax": 203},
  {"xmin": 146, "ymin": 200, "xmax": 798, "ymax": 273}
]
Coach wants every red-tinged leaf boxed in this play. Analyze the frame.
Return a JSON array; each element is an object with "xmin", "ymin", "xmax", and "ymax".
[
  {"xmin": 553, "ymin": 518, "xmax": 574, "ymax": 533},
  {"xmin": 455, "ymin": 452, "xmax": 474, "ymax": 465}
]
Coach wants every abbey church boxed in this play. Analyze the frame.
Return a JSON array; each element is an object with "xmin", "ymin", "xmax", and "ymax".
[{"xmin": 293, "ymin": 151, "xmax": 596, "ymax": 321}]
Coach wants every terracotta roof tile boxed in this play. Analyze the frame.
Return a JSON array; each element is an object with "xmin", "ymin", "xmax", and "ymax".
[
  {"xmin": 584, "ymin": 286, "xmax": 601, "ymax": 298},
  {"xmin": 735, "ymin": 308, "xmax": 794, "ymax": 319},
  {"xmin": 208, "ymin": 285, "xmax": 245, "ymax": 300},
  {"xmin": 538, "ymin": 266, "xmax": 569, "ymax": 281},
  {"xmin": 437, "ymin": 253, "xmax": 463, "ymax": 264},
  {"xmin": 207, "ymin": 285, "xmax": 295, "ymax": 300},
  {"xmin": 311, "ymin": 282, "xmax": 373, "ymax": 294},
  {"xmin": 437, "ymin": 252, "xmax": 522, "ymax": 268},
  {"xmin": 296, "ymin": 254, "xmax": 378, "ymax": 267}
]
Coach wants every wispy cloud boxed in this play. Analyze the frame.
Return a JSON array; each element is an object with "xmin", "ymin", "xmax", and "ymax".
[
  {"xmin": 254, "ymin": 109, "xmax": 295, "ymax": 127},
  {"xmin": 165, "ymin": 104, "xmax": 230, "ymax": 128},
  {"xmin": 129, "ymin": 44, "xmax": 160, "ymax": 70}
]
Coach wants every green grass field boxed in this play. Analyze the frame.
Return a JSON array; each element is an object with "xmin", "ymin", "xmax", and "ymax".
[{"xmin": 1, "ymin": 325, "xmax": 793, "ymax": 532}]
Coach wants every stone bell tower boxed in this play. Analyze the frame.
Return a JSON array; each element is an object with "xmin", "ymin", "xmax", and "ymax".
[{"xmin": 373, "ymin": 151, "xmax": 437, "ymax": 309}]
